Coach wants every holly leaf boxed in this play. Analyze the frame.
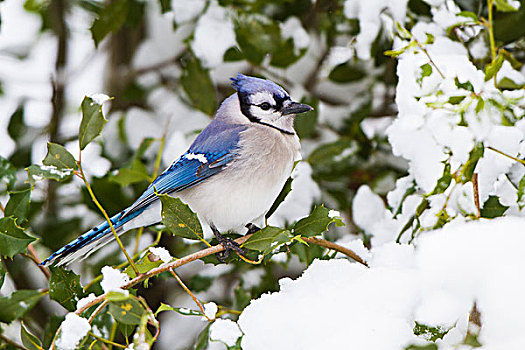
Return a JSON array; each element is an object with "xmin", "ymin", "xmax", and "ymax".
[
  {"xmin": 0, "ymin": 217, "xmax": 36, "ymax": 259},
  {"xmin": 180, "ymin": 53, "xmax": 216, "ymax": 116},
  {"xmin": 109, "ymin": 297, "xmax": 146, "ymax": 325},
  {"xmin": 43, "ymin": 142, "xmax": 77, "ymax": 170},
  {"xmin": 0, "ymin": 156, "xmax": 17, "ymax": 190},
  {"xmin": 79, "ymin": 95, "xmax": 109, "ymax": 150},
  {"xmin": 243, "ymin": 226, "xmax": 292, "ymax": 254},
  {"xmin": 90, "ymin": 0, "xmax": 128, "ymax": 46},
  {"xmin": 480, "ymin": 195, "xmax": 509, "ymax": 218},
  {"xmin": 5, "ymin": 188, "xmax": 31, "ymax": 225},
  {"xmin": 265, "ymin": 177, "xmax": 293, "ymax": 219},
  {"xmin": 26, "ymin": 164, "xmax": 74, "ymax": 188},
  {"xmin": 159, "ymin": 194, "xmax": 203, "ymax": 240},
  {"xmin": 292, "ymin": 206, "xmax": 344, "ymax": 237},
  {"xmin": 49, "ymin": 267, "xmax": 85, "ymax": 312},
  {"xmin": 21, "ymin": 322, "xmax": 44, "ymax": 350},
  {"xmin": 0, "ymin": 290, "xmax": 44, "ymax": 323},
  {"xmin": 155, "ymin": 302, "xmax": 203, "ymax": 317}
]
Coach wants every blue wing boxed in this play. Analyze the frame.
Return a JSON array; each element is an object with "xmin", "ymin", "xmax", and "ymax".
[
  {"xmin": 121, "ymin": 122, "xmax": 248, "ymax": 219},
  {"xmin": 41, "ymin": 121, "xmax": 248, "ymax": 266}
]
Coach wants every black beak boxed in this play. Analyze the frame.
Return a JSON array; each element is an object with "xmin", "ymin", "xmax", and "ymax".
[{"xmin": 281, "ymin": 101, "xmax": 313, "ymax": 116}]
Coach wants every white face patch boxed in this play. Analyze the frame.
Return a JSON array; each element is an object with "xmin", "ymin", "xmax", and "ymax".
[
  {"xmin": 249, "ymin": 91, "xmax": 276, "ymax": 106},
  {"xmin": 184, "ymin": 153, "xmax": 208, "ymax": 163}
]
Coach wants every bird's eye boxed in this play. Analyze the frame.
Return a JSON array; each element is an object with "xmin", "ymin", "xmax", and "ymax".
[{"xmin": 259, "ymin": 102, "xmax": 271, "ymax": 111}]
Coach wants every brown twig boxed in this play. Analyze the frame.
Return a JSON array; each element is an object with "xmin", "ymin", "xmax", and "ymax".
[
  {"xmin": 24, "ymin": 244, "xmax": 51, "ymax": 280},
  {"xmin": 169, "ymin": 269, "xmax": 210, "ymax": 320},
  {"xmin": 302, "ymin": 237, "xmax": 369, "ymax": 267},
  {"xmin": 75, "ymin": 234, "xmax": 368, "ymax": 314},
  {"xmin": 0, "ymin": 201, "xmax": 5, "ymax": 214},
  {"xmin": 472, "ymin": 173, "xmax": 481, "ymax": 218}
]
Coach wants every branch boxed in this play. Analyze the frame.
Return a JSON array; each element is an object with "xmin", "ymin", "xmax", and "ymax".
[
  {"xmin": 24, "ymin": 244, "xmax": 51, "ymax": 280},
  {"xmin": 302, "ymin": 237, "xmax": 369, "ymax": 267},
  {"xmin": 76, "ymin": 234, "xmax": 368, "ymax": 315}
]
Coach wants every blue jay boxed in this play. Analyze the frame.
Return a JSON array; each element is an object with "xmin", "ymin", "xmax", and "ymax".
[{"xmin": 42, "ymin": 74, "xmax": 312, "ymax": 266}]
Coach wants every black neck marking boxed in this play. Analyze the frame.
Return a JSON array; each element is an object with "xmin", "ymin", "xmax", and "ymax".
[{"xmin": 256, "ymin": 120, "xmax": 295, "ymax": 135}]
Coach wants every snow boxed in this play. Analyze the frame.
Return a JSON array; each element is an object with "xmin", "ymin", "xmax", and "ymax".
[
  {"xmin": 210, "ymin": 319, "xmax": 243, "ymax": 347},
  {"xmin": 238, "ymin": 217, "xmax": 525, "ymax": 350},
  {"xmin": 100, "ymin": 266, "xmax": 130, "ymax": 296},
  {"xmin": 203, "ymin": 302, "xmax": 218, "ymax": 320},
  {"xmin": 191, "ymin": 2, "xmax": 236, "ymax": 68},
  {"xmin": 148, "ymin": 246, "xmax": 173, "ymax": 264},
  {"xmin": 281, "ymin": 17, "xmax": 310, "ymax": 52},
  {"xmin": 88, "ymin": 93, "xmax": 111, "ymax": 105},
  {"xmin": 76, "ymin": 293, "xmax": 97, "ymax": 311},
  {"xmin": 344, "ymin": 0, "xmax": 408, "ymax": 59},
  {"xmin": 56, "ymin": 313, "xmax": 91, "ymax": 350}
]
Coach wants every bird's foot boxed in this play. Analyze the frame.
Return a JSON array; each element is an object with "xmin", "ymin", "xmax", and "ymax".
[
  {"xmin": 211, "ymin": 225, "xmax": 245, "ymax": 263},
  {"xmin": 245, "ymin": 223, "xmax": 261, "ymax": 234}
]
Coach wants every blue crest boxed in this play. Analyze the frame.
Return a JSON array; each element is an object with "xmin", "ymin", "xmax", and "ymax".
[{"xmin": 230, "ymin": 73, "xmax": 287, "ymax": 98}]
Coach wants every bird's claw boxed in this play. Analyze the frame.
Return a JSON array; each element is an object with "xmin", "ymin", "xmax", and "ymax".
[
  {"xmin": 215, "ymin": 235, "xmax": 245, "ymax": 262},
  {"xmin": 245, "ymin": 223, "xmax": 261, "ymax": 234}
]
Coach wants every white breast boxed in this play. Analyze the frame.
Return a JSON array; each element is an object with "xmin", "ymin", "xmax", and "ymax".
[{"xmin": 179, "ymin": 125, "xmax": 300, "ymax": 232}]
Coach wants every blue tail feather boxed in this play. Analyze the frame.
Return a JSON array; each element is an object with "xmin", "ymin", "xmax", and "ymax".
[{"xmin": 41, "ymin": 210, "xmax": 137, "ymax": 266}]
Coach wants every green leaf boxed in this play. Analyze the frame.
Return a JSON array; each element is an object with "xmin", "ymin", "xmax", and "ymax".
[
  {"xmin": 290, "ymin": 241, "xmax": 324, "ymax": 265},
  {"xmin": 396, "ymin": 22, "xmax": 412, "ymax": 39},
  {"xmin": 49, "ymin": 267, "xmax": 85, "ymax": 312},
  {"xmin": 494, "ymin": 0, "xmax": 519, "ymax": 12},
  {"xmin": 124, "ymin": 257, "xmax": 161, "ymax": 279},
  {"xmin": 43, "ymin": 142, "xmax": 77, "ymax": 170},
  {"xmin": 90, "ymin": 0, "xmax": 128, "ymax": 46},
  {"xmin": 484, "ymin": 53, "xmax": 504, "ymax": 81},
  {"xmin": 194, "ymin": 324, "xmax": 211, "ymax": 350},
  {"xmin": 292, "ymin": 206, "xmax": 344, "ymax": 237},
  {"xmin": 109, "ymin": 297, "xmax": 146, "ymax": 325},
  {"xmin": 7, "ymin": 105, "xmax": 26, "ymax": 141},
  {"xmin": 79, "ymin": 95, "xmax": 109, "ymax": 150},
  {"xmin": 188, "ymin": 275, "xmax": 214, "ymax": 292},
  {"xmin": 21, "ymin": 322, "xmax": 44, "ymax": 350},
  {"xmin": 5, "ymin": 188, "xmax": 31, "ymax": 224},
  {"xmin": 424, "ymin": 32, "xmax": 434, "ymax": 44},
  {"xmin": 265, "ymin": 177, "xmax": 293, "ymax": 220},
  {"xmin": 480, "ymin": 195, "xmax": 509, "ymax": 218},
  {"xmin": 111, "ymin": 159, "xmax": 151, "ymax": 186},
  {"xmin": 0, "ymin": 156, "xmax": 17, "ymax": 190},
  {"xmin": 413, "ymin": 322, "xmax": 450, "ymax": 342},
  {"xmin": 0, "ymin": 264, "xmax": 5, "ymax": 289},
  {"xmin": 428, "ymin": 163, "xmax": 452, "ymax": 195},
  {"xmin": 0, "ymin": 290, "xmax": 44, "ymax": 323},
  {"xmin": 155, "ymin": 302, "xmax": 203, "ymax": 317},
  {"xmin": 460, "ymin": 143, "xmax": 484, "ymax": 183},
  {"xmin": 417, "ymin": 63, "xmax": 433, "ymax": 84},
  {"xmin": 26, "ymin": 164, "xmax": 74, "ymax": 188},
  {"xmin": 0, "ymin": 217, "xmax": 35, "ymax": 259},
  {"xmin": 223, "ymin": 46, "xmax": 243, "ymax": 62},
  {"xmin": 328, "ymin": 62, "xmax": 366, "ymax": 83},
  {"xmin": 457, "ymin": 11, "xmax": 479, "ymax": 21},
  {"xmin": 180, "ymin": 53, "xmax": 216, "ymax": 116},
  {"xmin": 159, "ymin": 0, "xmax": 171, "ymax": 13},
  {"xmin": 243, "ymin": 226, "xmax": 292, "ymax": 254},
  {"xmin": 405, "ymin": 344, "xmax": 438, "ymax": 350},
  {"xmin": 448, "ymin": 96, "xmax": 466, "ymax": 105},
  {"xmin": 517, "ymin": 174, "xmax": 525, "ymax": 207},
  {"xmin": 454, "ymin": 77, "xmax": 474, "ymax": 92},
  {"xmin": 234, "ymin": 16, "xmax": 275, "ymax": 65},
  {"xmin": 159, "ymin": 194, "xmax": 204, "ymax": 240},
  {"xmin": 294, "ymin": 97, "xmax": 318, "ymax": 139}
]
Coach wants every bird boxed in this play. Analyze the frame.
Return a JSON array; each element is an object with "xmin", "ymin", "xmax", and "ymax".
[{"xmin": 41, "ymin": 73, "xmax": 313, "ymax": 266}]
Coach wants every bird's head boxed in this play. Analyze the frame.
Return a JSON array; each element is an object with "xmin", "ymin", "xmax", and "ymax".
[{"xmin": 230, "ymin": 74, "xmax": 312, "ymax": 134}]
